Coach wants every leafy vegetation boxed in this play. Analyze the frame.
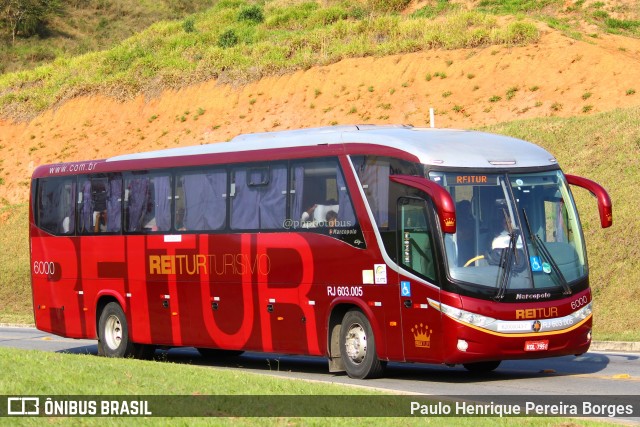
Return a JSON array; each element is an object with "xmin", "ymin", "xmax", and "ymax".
[
  {"xmin": 0, "ymin": 0, "xmax": 62, "ymax": 45},
  {"xmin": 0, "ymin": 204, "xmax": 31, "ymax": 324},
  {"xmin": 476, "ymin": 0, "xmax": 640, "ymax": 39},
  {"xmin": 0, "ymin": 1, "xmax": 540, "ymax": 120},
  {"xmin": 0, "ymin": 0, "xmax": 214, "ymax": 74}
]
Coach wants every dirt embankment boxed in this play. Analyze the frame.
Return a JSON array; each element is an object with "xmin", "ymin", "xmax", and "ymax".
[{"xmin": 1, "ymin": 28, "xmax": 640, "ymax": 205}]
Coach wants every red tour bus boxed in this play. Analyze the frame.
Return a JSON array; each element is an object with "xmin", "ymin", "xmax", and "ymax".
[{"xmin": 30, "ymin": 125, "xmax": 612, "ymax": 378}]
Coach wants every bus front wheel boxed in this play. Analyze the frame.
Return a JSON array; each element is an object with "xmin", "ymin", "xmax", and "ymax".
[
  {"xmin": 98, "ymin": 302, "xmax": 137, "ymax": 358},
  {"xmin": 340, "ymin": 309, "xmax": 386, "ymax": 379}
]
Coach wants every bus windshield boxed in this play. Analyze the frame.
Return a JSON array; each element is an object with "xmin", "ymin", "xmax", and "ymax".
[{"xmin": 430, "ymin": 170, "xmax": 587, "ymax": 292}]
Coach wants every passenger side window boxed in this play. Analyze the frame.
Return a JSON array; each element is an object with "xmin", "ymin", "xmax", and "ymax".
[
  {"xmin": 124, "ymin": 172, "xmax": 172, "ymax": 232},
  {"xmin": 175, "ymin": 168, "xmax": 227, "ymax": 231},
  {"xmin": 230, "ymin": 164, "xmax": 286, "ymax": 230},
  {"xmin": 290, "ymin": 159, "xmax": 357, "ymax": 229},
  {"xmin": 354, "ymin": 158, "xmax": 389, "ymax": 228},
  {"xmin": 37, "ymin": 177, "xmax": 76, "ymax": 235},
  {"xmin": 78, "ymin": 173, "xmax": 122, "ymax": 233},
  {"xmin": 398, "ymin": 198, "xmax": 436, "ymax": 281}
]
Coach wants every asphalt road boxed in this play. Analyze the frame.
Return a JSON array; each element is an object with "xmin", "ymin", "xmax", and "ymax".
[{"xmin": 1, "ymin": 326, "xmax": 639, "ymax": 421}]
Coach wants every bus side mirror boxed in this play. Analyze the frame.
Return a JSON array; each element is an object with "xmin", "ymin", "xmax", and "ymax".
[
  {"xmin": 565, "ymin": 174, "xmax": 612, "ymax": 228},
  {"xmin": 390, "ymin": 175, "xmax": 456, "ymax": 234}
]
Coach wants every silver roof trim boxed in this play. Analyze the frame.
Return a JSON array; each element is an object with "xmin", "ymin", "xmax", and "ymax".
[{"xmin": 106, "ymin": 125, "xmax": 557, "ymax": 169}]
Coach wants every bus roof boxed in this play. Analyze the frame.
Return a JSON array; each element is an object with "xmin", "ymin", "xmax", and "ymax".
[{"xmin": 107, "ymin": 125, "xmax": 557, "ymax": 169}]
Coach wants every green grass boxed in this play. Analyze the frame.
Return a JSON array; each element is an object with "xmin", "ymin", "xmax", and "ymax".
[
  {"xmin": 2, "ymin": 1, "xmax": 640, "ymax": 121},
  {"xmin": 0, "ymin": 347, "xmax": 618, "ymax": 425},
  {"xmin": 476, "ymin": 0, "xmax": 564, "ymax": 14},
  {"xmin": 0, "ymin": 2, "xmax": 540, "ymax": 120},
  {"xmin": 0, "ymin": 204, "xmax": 32, "ymax": 325},
  {"xmin": 476, "ymin": 0, "xmax": 640, "ymax": 39}
]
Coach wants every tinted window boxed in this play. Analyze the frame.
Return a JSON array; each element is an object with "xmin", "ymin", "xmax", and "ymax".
[
  {"xmin": 78, "ymin": 173, "xmax": 122, "ymax": 233},
  {"xmin": 291, "ymin": 159, "xmax": 357, "ymax": 229},
  {"xmin": 398, "ymin": 198, "xmax": 436, "ymax": 281},
  {"xmin": 124, "ymin": 172, "xmax": 172, "ymax": 232},
  {"xmin": 176, "ymin": 168, "xmax": 227, "ymax": 231},
  {"xmin": 230, "ymin": 164, "xmax": 287, "ymax": 230},
  {"xmin": 37, "ymin": 177, "xmax": 76, "ymax": 235}
]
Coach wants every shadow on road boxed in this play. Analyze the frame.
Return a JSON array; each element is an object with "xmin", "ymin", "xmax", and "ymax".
[{"xmin": 57, "ymin": 343, "xmax": 624, "ymax": 383}]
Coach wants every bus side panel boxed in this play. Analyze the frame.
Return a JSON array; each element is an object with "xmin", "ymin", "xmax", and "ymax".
[
  {"xmin": 397, "ymin": 275, "xmax": 446, "ymax": 364},
  {"xmin": 31, "ymin": 234, "xmax": 86, "ymax": 338},
  {"xmin": 81, "ymin": 235, "xmax": 128, "ymax": 339},
  {"xmin": 126, "ymin": 235, "xmax": 173, "ymax": 346},
  {"xmin": 122, "ymin": 233, "xmax": 321, "ymax": 353}
]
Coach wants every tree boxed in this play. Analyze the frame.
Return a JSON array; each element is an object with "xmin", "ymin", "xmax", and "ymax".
[{"xmin": 0, "ymin": 0, "xmax": 61, "ymax": 44}]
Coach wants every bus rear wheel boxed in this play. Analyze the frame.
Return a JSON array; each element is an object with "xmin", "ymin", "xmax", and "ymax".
[
  {"xmin": 463, "ymin": 361, "xmax": 501, "ymax": 372},
  {"xmin": 340, "ymin": 309, "xmax": 386, "ymax": 379},
  {"xmin": 98, "ymin": 302, "xmax": 139, "ymax": 358}
]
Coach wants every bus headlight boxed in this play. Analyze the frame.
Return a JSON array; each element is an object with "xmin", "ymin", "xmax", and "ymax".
[
  {"xmin": 435, "ymin": 301, "xmax": 496, "ymax": 328},
  {"xmin": 573, "ymin": 302, "xmax": 592, "ymax": 320}
]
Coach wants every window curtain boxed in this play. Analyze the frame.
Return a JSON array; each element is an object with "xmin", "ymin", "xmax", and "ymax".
[
  {"xmin": 183, "ymin": 171, "xmax": 227, "ymax": 230},
  {"xmin": 64, "ymin": 180, "xmax": 76, "ymax": 234},
  {"xmin": 231, "ymin": 166, "xmax": 286, "ymax": 229},
  {"xmin": 259, "ymin": 165, "xmax": 286, "ymax": 229},
  {"xmin": 106, "ymin": 175, "xmax": 122, "ymax": 232},
  {"xmin": 359, "ymin": 161, "xmax": 389, "ymax": 227},
  {"xmin": 231, "ymin": 170, "xmax": 260, "ymax": 229},
  {"xmin": 127, "ymin": 178, "xmax": 149, "ymax": 232},
  {"xmin": 153, "ymin": 176, "xmax": 171, "ymax": 232},
  {"xmin": 80, "ymin": 179, "xmax": 93, "ymax": 233}
]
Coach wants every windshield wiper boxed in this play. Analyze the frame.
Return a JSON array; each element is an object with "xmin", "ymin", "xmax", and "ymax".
[
  {"xmin": 494, "ymin": 209, "xmax": 518, "ymax": 301},
  {"xmin": 522, "ymin": 209, "xmax": 572, "ymax": 295}
]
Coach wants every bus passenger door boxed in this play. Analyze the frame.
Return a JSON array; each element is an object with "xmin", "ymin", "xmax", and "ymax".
[{"xmin": 396, "ymin": 197, "xmax": 443, "ymax": 363}]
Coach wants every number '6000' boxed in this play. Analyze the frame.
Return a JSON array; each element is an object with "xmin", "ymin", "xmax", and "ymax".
[{"xmin": 33, "ymin": 261, "xmax": 55, "ymax": 275}]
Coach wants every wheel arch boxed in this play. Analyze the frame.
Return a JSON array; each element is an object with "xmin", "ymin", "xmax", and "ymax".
[
  {"xmin": 326, "ymin": 300, "xmax": 382, "ymax": 373},
  {"xmin": 94, "ymin": 293, "xmax": 123, "ymax": 340}
]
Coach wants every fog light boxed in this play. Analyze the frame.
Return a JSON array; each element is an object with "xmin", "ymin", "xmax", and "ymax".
[
  {"xmin": 587, "ymin": 330, "xmax": 592, "ymax": 342},
  {"xmin": 457, "ymin": 339, "xmax": 469, "ymax": 352}
]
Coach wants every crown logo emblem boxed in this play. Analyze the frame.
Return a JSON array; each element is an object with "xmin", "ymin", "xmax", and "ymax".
[
  {"xmin": 411, "ymin": 323, "xmax": 432, "ymax": 348},
  {"xmin": 444, "ymin": 217, "xmax": 455, "ymax": 227}
]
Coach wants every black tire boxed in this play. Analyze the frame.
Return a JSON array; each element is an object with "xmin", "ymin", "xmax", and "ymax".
[
  {"xmin": 463, "ymin": 361, "xmax": 501, "ymax": 372},
  {"xmin": 97, "ymin": 302, "xmax": 137, "ymax": 358},
  {"xmin": 197, "ymin": 348, "xmax": 244, "ymax": 358},
  {"xmin": 133, "ymin": 344, "xmax": 156, "ymax": 360},
  {"xmin": 340, "ymin": 309, "xmax": 386, "ymax": 379}
]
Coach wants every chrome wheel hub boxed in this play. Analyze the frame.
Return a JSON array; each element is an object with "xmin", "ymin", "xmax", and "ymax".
[{"xmin": 344, "ymin": 323, "xmax": 367, "ymax": 364}]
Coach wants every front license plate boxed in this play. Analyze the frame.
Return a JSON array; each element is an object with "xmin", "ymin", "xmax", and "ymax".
[{"xmin": 524, "ymin": 340, "xmax": 549, "ymax": 351}]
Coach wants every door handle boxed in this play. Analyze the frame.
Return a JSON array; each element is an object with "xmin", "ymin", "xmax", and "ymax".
[{"xmin": 404, "ymin": 300, "xmax": 412, "ymax": 308}]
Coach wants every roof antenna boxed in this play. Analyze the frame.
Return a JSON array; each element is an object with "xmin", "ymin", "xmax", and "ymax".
[{"xmin": 429, "ymin": 107, "xmax": 435, "ymax": 128}]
